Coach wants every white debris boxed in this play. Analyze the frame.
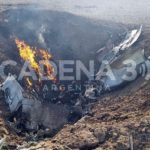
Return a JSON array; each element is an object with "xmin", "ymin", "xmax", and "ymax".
[
  {"xmin": 97, "ymin": 25, "xmax": 142, "ymax": 64},
  {"xmin": 113, "ymin": 25, "xmax": 142, "ymax": 54},
  {"xmin": 0, "ymin": 137, "xmax": 6, "ymax": 150},
  {"xmin": 85, "ymin": 87, "xmax": 97, "ymax": 99},
  {"xmin": 0, "ymin": 74, "xmax": 24, "ymax": 112}
]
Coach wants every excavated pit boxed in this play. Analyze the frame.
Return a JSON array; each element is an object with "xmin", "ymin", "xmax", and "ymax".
[
  {"xmin": 0, "ymin": 5, "xmax": 150, "ymax": 150},
  {"xmin": 0, "ymin": 5, "xmax": 135, "ymax": 147}
]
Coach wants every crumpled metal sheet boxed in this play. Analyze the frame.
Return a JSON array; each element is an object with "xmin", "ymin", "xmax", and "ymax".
[
  {"xmin": 0, "ymin": 74, "xmax": 23, "ymax": 113},
  {"xmin": 97, "ymin": 25, "xmax": 142, "ymax": 64}
]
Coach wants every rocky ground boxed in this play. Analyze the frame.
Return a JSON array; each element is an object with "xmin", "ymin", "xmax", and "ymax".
[
  {"xmin": 14, "ymin": 80, "xmax": 150, "ymax": 150},
  {"xmin": 1, "ymin": 79, "xmax": 149, "ymax": 150},
  {"xmin": 0, "ymin": 45, "xmax": 149, "ymax": 148}
]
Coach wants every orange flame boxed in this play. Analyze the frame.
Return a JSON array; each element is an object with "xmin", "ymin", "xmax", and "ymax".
[
  {"xmin": 15, "ymin": 39, "xmax": 40, "ymax": 74},
  {"xmin": 15, "ymin": 38, "xmax": 56, "ymax": 81},
  {"xmin": 40, "ymin": 50, "xmax": 56, "ymax": 80},
  {"xmin": 40, "ymin": 49, "xmax": 52, "ymax": 60}
]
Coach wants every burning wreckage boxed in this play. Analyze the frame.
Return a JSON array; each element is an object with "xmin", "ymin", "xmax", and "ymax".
[
  {"xmin": 0, "ymin": 25, "xmax": 150, "ymax": 138},
  {"xmin": 0, "ymin": 39, "xmax": 84, "ymax": 137},
  {"xmin": 0, "ymin": 74, "xmax": 83, "ymax": 137}
]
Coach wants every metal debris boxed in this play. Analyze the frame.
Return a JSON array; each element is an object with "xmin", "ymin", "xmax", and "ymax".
[
  {"xmin": 97, "ymin": 25, "xmax": 142, "ymax": 64},
  {"xmin": 85, "ymin": 48, "xmax": 150, "ymax": 99}
]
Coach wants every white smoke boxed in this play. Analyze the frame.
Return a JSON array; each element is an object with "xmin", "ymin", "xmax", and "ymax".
[{"xmin": 1, "ymin": 0, "xmax": 150, "ymax": 25}]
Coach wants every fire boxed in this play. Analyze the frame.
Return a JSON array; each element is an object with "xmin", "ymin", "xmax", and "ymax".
[
  {"xmin": 40, "ymin": 50, "xmax": 56, "ymax": 80},
  {"xmin": 40, "ymin": 49, "xmax": 52, "ymax": 60},
  {"xmin": 15, "ymin": 38, "xmax": 55, "ymax": 81},
  {"xmin": 15, "ymin": 39, "xmax": 40, "ymax": 74}
]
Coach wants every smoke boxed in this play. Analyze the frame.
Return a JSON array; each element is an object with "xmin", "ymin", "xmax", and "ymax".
[{"xmin": 1, "ymin": 0, "xmax": 150, "ymax": 25}]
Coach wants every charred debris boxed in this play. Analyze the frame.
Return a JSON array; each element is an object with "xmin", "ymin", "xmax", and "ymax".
[{"xmin": 0, "ymin": 7, "xmax": 148, "ymax": 143}]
